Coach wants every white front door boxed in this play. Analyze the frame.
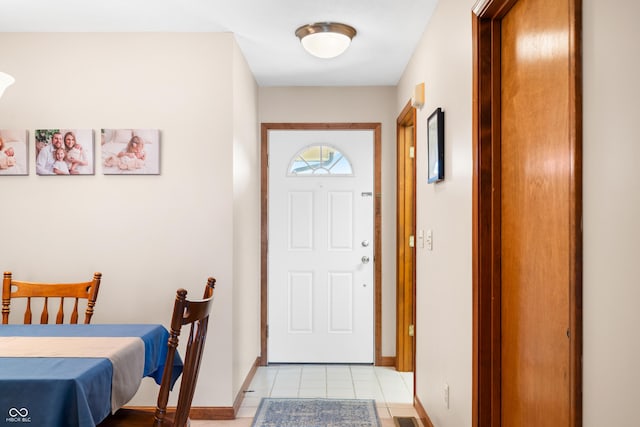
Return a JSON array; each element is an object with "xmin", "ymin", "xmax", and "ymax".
[{"xmin": 268, "ymin": 129, "xmax": 374, "ymax": 363}]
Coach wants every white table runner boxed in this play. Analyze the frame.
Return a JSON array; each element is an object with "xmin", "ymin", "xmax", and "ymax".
[{"xmin": 0, "ymin": 336, "xmax": 145, "ymax": 412}]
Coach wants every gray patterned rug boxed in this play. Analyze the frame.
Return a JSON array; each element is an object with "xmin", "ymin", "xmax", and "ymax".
[{"xmin": 251, "ymin": 398, "xmax": 381, "ymax": 427}]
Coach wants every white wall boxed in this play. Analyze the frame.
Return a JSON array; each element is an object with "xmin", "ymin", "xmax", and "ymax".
[
  {"xmin": 0, "ymin": 32, "xmax": 260, "ymax": 408},
  {"xmin": 231, "ymin": 41, "xmax": 261, "ymax": 402},
  {"xmin": 397, "ymin": 0, "xmax": 475, "ymax": 425},
  {"xmin": 398, "ymin": 0, "xmax": 640, "ymax": 426},
  {"xmin": 258, "ymin": 86, "xmax": 398, "ymax": 358},
  {"xmin": 582, "ymin": 1, "xmax": 640, "ymax": 425}
]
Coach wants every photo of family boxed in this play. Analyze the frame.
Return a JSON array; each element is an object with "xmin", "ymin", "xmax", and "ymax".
[
  {"xmin": 35, "ymin": 129, "xmax": 94, "ymax": 175},
  {"xmin": 101, "ymin": 129, "xmax": 160, "ymax": 175},
  {"xmin": 0, "ymin": 129, "xmax": 28, "ymax": 175}
]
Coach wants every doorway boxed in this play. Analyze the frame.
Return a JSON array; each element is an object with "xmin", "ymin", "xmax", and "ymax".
[
  {"xmin": 267, "ymin": 129, "xmax": 374, "ymax": 363},
  {"xmin": 396, "ymin": 101, "xmax": 417, "ymax": 372},
  {"xmin": 472, "ymin": 0, "xmax": 582, "ymax": 426},
  {"xmin": 260, "ymin": 123, "xmax": 383, "ymax": 365}
]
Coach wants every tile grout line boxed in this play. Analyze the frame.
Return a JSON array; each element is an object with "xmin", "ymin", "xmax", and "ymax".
[
  {"xmin": 373, "ymin": 367, "xmax": 382, "ymax": 407},
  {"xmin": 268, "ymin": 365, "xmax": 278, "ymax": 398},
  {"xmin": 349, "ymin": 365, "xmax": 356, "ymax": 400},
  {"xmin": 325, "ymin": 365, "xmax": 329, "ymax": 398}
]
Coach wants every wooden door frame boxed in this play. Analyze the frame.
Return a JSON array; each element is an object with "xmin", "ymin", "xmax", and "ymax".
[
  {"xmin": 260, "ymin": 122, "xmax": 383, "ymax": 365},
  {"xmin": 471, "ymin": 0, "xmax": 583, "ymax": 426},
  {"xmin": 395, "ymin": 101, "xmax": 417, "ymax": 372}
]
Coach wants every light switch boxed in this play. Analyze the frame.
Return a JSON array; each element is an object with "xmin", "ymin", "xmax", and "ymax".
[{"xmin": 426, "ymin": 229, "xmax": 433, "ymax": 251}]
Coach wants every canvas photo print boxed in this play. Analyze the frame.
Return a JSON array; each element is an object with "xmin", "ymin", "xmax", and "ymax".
[
  {"xmin": 101, "ymin": 129, "xmax": 160, "ymax": 175},
  {"xmin": 35, "ymin": 129, "xmax": 94, "ymax": 175},
  {"xmin": 0, "ymin": 129, "xmax": 28, "ymax": 175}
]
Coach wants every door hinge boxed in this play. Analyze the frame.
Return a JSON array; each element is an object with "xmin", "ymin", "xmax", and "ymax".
[
  {"xmin": 409, "ymin": 146, "xmax": 415, "ymax": 158},
  {"xmin": 266, "ymin": 325, "xmax": 269, "ymax": 338},
  {"xmin": 409, "ymin": 324, "xmax": 415, "ymax": 337},
  {"xmin": 409, "ymin": 235, "xmax": 415, "ymax": 248}
]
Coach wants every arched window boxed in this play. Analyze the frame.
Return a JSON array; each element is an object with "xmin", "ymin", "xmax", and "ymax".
[{"xmin": 288, "ymin": 144, "xmax": 353, "ymax": 176}]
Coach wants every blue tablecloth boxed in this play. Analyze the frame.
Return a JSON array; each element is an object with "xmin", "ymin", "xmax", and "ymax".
[{"xmin": 0, "ymin": 324, "xmax": 183, "ymax": 427}]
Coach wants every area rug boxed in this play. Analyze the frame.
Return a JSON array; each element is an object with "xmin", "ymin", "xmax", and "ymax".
[{"xmin": 251, "ymin": 398, "xmax": 381, "ymax": 427}]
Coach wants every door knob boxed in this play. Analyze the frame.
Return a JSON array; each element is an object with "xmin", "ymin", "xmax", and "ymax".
[
  {"xmin": 361, "ymin": 240, "xmax": 369, "ymax": 247},
  {"xmin": 361, "ymin": 256, "xmax": 370, "ymax": 264}
]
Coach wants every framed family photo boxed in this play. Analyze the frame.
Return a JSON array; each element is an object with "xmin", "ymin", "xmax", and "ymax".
[
  {"xmin": 0, "ymin": 129, "xmax": 28, "ymax": 176},
  {"xmin": 101, "ymin": 129, "xmax": 160, "ymax": 175},
  {"xmin": 427, "ymin": 107, "xmax": 444, "ymax": 183},
  {"xmin": 35, "ymin": 129, "xmax": 94, "ymax": 175}
]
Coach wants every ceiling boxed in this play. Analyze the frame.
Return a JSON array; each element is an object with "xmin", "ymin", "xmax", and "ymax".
[{"xmin": 0, "ymin": 0, "xmax": 438, "ymax": 86}]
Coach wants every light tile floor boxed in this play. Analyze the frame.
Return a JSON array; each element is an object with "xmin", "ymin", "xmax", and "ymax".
[{"xmin": 192, "ymin": 364, "xmax": 423, "ymax": 426}]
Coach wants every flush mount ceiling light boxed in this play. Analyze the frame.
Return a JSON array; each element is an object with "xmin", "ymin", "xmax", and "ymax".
[
  {"xmin": 0, "ymin": 72, "xmax": 15, "ymax": 98},
  {"xmin": 295, "ymin": 22, "xmax": 357, "ymax": 59}
]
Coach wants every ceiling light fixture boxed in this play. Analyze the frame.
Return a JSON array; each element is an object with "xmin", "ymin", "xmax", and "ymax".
[
  {"xmin": 295, "ymin": 22, "xmax": 357, "ymax": 59},
  {"xmin": 0, "ymin": 72, "xmax": 15, "ymax": 98}
]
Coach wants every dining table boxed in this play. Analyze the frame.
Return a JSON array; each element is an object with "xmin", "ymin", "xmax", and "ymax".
[{"xmin": 0, "ymin": 324, "xmax": 183, "ymax": 427}]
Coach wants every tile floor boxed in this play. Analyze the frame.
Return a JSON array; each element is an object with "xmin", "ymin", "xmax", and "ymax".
[{"xmin": 191, "ymin": 364, "xmax": 423, "ymax": 426}]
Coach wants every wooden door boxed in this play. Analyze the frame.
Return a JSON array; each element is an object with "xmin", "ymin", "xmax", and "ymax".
[
  {"xmin": 501, "ymin": 0, "xmax": 572, "ymax": 424},
  {"xmin": 396, "ymin": 101, "xmax": 416, "ymax": 372},
  {"xmin": 472, "ymin": 0, "xmax": 582, "ymax": 426}
]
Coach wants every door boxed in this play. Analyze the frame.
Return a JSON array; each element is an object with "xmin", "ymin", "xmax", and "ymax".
[
  {"xmin": 267, "ymin": 129, "xmax": 375, "ymax": 363},
  {"xmin": 501, "ymin": 0, "xmax": 574, "ymax": 424},
  {"xmin": 472, "ymin": 0, "xmax": 582, "ymax": 426},
  {"xmin": 396, "ymin": 101, "xmax": 416, "ymax": 372}
]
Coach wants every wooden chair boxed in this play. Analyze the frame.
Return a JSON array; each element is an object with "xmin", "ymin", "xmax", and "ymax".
[
  {"xmin": 99, "ymin": 277, "xmax": 217, "ymax": 427},
  {"xmin": 1, "ymin": 271, "xmax": 102, "ymax": 324}
]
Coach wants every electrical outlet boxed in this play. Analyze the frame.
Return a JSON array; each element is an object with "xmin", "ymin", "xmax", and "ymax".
[{"xmin": 444, "ymin": 383, "xmax": 450, "ymax": 409}]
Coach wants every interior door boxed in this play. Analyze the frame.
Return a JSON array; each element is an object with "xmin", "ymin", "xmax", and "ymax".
[
  {"xmin": 396, "ymin": 102, "xmax": 416, "ymax": 372},
  {"xmin": 472, "ymin": 0, "xmax": 582, "ymax": 425},
  {"xmin": 267, "ymin": 129, "xmax": 374, "ymax": 363},
  {"xmin": 501, "ymin": 0, "xmax": 573, "ymax": 424}
]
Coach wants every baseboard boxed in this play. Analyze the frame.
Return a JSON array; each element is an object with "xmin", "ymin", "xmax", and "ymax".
[
  {"xmin": 117, "ymin": 406, "xmax": 235, "ymax": 420},
  {"xmin": 233, "ymin": 356, "xmax": 262, "ymax": 414},
  {"xmin": 377, "ymin": 356, "xmax": 396, "ymax": 367},
  {"xmin": 414, "ymin": 395, "xmax": 435, "ymax": 427},
  {"xmin": 189, "ymin": 406, "xmax": 235, "ymax": 420}
]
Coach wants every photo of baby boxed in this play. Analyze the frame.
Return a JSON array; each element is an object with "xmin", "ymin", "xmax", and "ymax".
[
  {"xmin": 101, "ymin": 129, "xmax": 160, "ymax": 175},
  {"xmin": 0, "ymin": 130, "xmax": 28, "ymax": 175}
]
